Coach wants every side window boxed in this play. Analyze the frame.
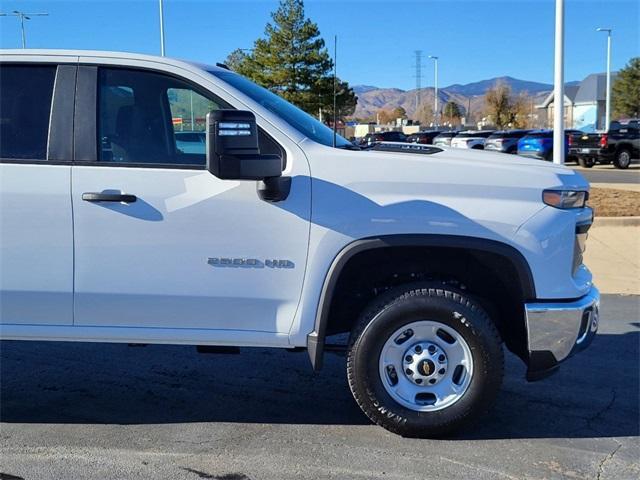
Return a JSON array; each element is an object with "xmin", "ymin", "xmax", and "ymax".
[
  {"xmin": 168, "ymin": 88, "xmax": 216, "ymax": 158},
  {"xmin": 0, "ymin": 64, "xmax": 57, "ymax": 160},
  {"xmin": 97, "ymin": 68, "xmax": 226, "ymax": 166}
]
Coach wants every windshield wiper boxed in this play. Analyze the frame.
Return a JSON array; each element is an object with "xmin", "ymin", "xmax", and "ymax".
[{"xmin": 336, "ymin": 143, "xmax": 362, "ymax": 151}]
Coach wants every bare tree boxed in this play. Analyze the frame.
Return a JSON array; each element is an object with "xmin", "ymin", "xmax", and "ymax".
[
  {"xmin": 484, "ymin": 82, "xmax": 515, "ymax": 129},
  {"xmin": 415, "ymin": 104, "xmax": 435, "ymax": 126},
  {"xmin": 377, "ymin": 109, "xmax": 394, "ymax": 125},
  {"xmin": 512, "ymin": 92, "xmax": 537, "ymax": 129}
]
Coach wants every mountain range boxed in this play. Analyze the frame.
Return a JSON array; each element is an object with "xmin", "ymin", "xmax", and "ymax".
[{"xmin": 351, "ymin": 76, "xmax": 579, "ymax": 120}]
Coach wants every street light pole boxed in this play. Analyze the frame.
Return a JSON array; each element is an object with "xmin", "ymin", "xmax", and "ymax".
[
  {"xmin": 552, "ymin": 0, "xmax": 565, "ymax": 165},
  {"xmin": 0, "ymin": 11, "xmax": 48, "ymax": 48},
  {"xmin": 429, "ymin": 56, "xmax": 439, "ymax": 126},
  {"xmin": 596, "ymin": 28, "xmax": 612, "ymax": 131},
  {"xmin": 159, "ymin": 0, "xmax": 166, "ymax": 56},
  {"xmin": 333, "ymin": 35, "xmax": 338, "ymax": 148}
]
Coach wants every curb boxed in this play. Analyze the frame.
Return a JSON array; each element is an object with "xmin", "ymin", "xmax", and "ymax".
[{"xmin": 593, "ymin": 216, "xmax": 640, "ymax": 227}]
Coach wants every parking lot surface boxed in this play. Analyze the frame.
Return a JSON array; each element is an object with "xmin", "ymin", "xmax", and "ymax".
[
  {"xmin": 1, "ymin": 294, "xmax": 638, "ymax": 480},
  {"xmin": 573, "ymin": 164, "xmax": 640, "ymax": 185}
]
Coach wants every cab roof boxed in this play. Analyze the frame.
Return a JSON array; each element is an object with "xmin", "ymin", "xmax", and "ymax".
[{"xmin": 0, "ymin": 48, "xmax": 226, "ymax": 73}]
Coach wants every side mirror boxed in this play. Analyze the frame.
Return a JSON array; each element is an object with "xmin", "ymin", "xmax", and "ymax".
[{"xmin": 206, "ymin": 110, "xmax": 283, "ymax": 180}]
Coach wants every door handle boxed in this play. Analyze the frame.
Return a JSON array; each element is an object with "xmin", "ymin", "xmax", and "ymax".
[{"xmin": 82, "ymin": 192, "xmax": 137, "ymax": 203}]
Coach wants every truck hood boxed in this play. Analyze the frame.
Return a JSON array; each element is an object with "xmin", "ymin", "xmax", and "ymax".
[
  {"xmin": 302, "ymin": 139, "xmax": 589, "ymax": 241},
  {"xmin": 339, "ymin": 143, "xmax": 590, "ymax": 191}
]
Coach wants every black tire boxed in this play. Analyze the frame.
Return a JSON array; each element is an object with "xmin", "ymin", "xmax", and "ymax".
[
  {"xmin": 614, "ymin": 149, "xmax": 632, "ymax": 169},
  {"xmin": 578, "ymin": 156, "xmax": 595, "ymax": 168},
  {"xmin": 347, "ymin": 283, "xmax": 503, "ymax": 438}
]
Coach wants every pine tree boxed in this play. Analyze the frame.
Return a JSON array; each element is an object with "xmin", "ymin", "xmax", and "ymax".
[
  {"xmin": 225, "ymin": 0, "xmax": 357, "ymax": 119},
  {"xmin": 442, "ymin": 101, "xmax": 462, "ymax": 124},
  {"xmin": 392, "ymin": 107, "xmax": 407, "ymax": 120},
  {"xmin": 612, "ymin": 57, "xmax": 640, "ymax": 118}
]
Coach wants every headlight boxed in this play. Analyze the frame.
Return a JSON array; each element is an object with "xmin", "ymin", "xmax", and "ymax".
[{"xmin": 542, "ymin": 190, "xmax": 588, "ymax": 209}]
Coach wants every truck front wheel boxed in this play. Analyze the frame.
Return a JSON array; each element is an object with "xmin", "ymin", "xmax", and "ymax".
[{"xmin": 347, "ymin": 284, "xmax": 503, "ymax": 437}]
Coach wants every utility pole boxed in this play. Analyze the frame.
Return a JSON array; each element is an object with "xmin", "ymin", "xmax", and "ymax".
[
  {"xmin": 159, "ymin": 0, "xmax": 166, "ymax": 56},
  {"xmin": 414, "ymin": 50, "xmax": 423, "ymax": 116},
  {"xmin": 429, "ymin": 56, "xmax": 439, "ymax": 126},
  {"xmin": 552, "ymin": 0, "xmax": 565, "ymax": 165},
  {"xmin": 596, "ymin": 28, "xmax": 612, "ymax": 130},
  {"xmin": 0, "ymin": 10, "xmax": 48, "ymax": 48}
]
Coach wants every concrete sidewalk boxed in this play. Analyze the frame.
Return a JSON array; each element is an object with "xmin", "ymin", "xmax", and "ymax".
[
  {"xmin": 585, "ymin": 222, "xmax": 640, "ymax": 295},
  {"xmin": 592, "ymin": 182, "xmax": 640, "ymax": 193}
]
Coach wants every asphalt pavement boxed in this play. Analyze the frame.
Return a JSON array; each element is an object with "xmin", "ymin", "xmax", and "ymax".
[
  {"xmin": 572, "ymin": 163, "xmax": 640, "ymax": 185},
  {"xmin": 1, "ymin": 294, "xmax": 639, "ymax": 480}
]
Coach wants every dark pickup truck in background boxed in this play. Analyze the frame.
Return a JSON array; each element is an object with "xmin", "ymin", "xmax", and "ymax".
[{"xmin": 569, "ymin": 119, "xmax": 640, "ymax": 169}]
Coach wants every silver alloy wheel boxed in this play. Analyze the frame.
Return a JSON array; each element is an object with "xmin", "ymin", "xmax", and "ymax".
[
  {"xmin": 618, "ymin": 151, "xmax": 631, "ymax": 168},
  {"xmin": 378, "ymin": 320, "xmax": 473, "ymax": 412}
]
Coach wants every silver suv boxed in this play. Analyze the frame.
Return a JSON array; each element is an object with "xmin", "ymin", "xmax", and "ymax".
[{"xmin": 485, "ymin": 130, "xmax": 531, "ymax": 154}]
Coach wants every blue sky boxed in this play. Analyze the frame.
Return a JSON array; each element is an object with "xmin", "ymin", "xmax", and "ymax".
[{"xmin": 1, "ymin": 0, "xmax": 638, "ymax": 90}]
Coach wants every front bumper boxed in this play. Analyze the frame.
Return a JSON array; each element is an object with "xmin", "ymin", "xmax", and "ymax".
[{"xmin": 524, "ymin": 286, "xmax": 599, "ymax": 381}]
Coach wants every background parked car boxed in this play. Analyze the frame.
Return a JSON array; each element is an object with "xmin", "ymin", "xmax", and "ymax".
[
  {"xmin": 569, "ymin": 119, "xmax": 639, "ymax": 169},
  {"xmin": 517, "ymin": 129, "xmax": 581, "ymax": 161},
  {"xmin": 432, "ymin": 131, "xmax": 459, "ymax": 147},
  {"xmin": 175, "ymin": 131, "xmax": 206, "ymax": 154},
  {"xmin": 406, "ymin": 130, "xmax": 442, "ymax": 145},
  {"xmin": 484, "ymin": 130, "xmax": 531, "ymax": 154},
  {"xmin": 450, "ymin": 130, "xmax": 495, "ymax": 149},
  {"xmin": 358, "ymin": 131, "xmax": 408, "ymax": 146}
]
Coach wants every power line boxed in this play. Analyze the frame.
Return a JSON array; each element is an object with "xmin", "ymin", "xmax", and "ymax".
[{"xmin": 0, "ymin": 10, "xmax": 49, "ymax": 48}]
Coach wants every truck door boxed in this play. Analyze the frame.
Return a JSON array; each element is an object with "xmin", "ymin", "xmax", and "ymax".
[
  {"xmin": 0, "ymin": 63, "xmax": 76, "ymax": 325},
  {"xmin": 70, "ymin": 65, "xmax": 311, "ymax": 338}
]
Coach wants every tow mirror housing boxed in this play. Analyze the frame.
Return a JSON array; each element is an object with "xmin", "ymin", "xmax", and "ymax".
[{"xmin": 206, "ymin": 110, "xmax": 283, "ymax": 180}]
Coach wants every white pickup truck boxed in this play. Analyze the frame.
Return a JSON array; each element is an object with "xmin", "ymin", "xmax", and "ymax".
[{"xmin": 0, "ymin": 50, "xmax": 599, "ymax": 437}]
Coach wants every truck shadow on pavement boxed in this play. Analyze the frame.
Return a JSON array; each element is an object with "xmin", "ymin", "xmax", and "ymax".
[{"xmin": 1, "ymin": 318, "xmax": 637, "ymax": 441}]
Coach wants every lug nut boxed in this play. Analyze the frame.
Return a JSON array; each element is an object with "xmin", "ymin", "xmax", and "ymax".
[
  {"xmin": 438, "ymin": 368, "xmax": 446, "ymax": 375},
  {"xmin": 428, "ymin": 345, "xmax": 436, "ymax": 354},
  {"xmin": 415, "ymin": 345, "xmax": 422, "ymax": 353},
  {"xmin": 405, "ymin": 355, "xmax": 413, "ymax": 363},
  {"xmin": 415, "ymin": 378, "xmax": 423, "ymax": 384},
  {"xmin": 429, "ymin": 379, "xmax": 436, "ymax": 384},
  {"xmin": 405, "ymin": 368, "xmax": 413, "ymax": 375},
  {"xmin": 438, "ymin": 354, "xmax": 445, "ymax": 362}
]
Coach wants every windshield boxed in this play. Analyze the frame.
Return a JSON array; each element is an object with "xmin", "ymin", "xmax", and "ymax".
[{"xmin": 210, "ymin": 70, "xmax": 351, "ymax": 148}]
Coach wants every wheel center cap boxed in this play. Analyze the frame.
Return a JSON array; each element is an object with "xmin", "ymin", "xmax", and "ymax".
[
  {"xmin": 419, "ymin": 359, "xmax": 436, "ymax": 377},
  {"xmin": 402, "ymin": 341, "xmax": 448, "ymax": 386}
]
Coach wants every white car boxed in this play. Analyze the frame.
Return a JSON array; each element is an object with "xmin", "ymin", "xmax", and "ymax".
[
  {"xmin": 0, "ymin": 50, "xmax": 599, "ymax": 437},
  {"xmin": 450, "ymin": 130, "xmax": 496, "ymax": 149}
]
